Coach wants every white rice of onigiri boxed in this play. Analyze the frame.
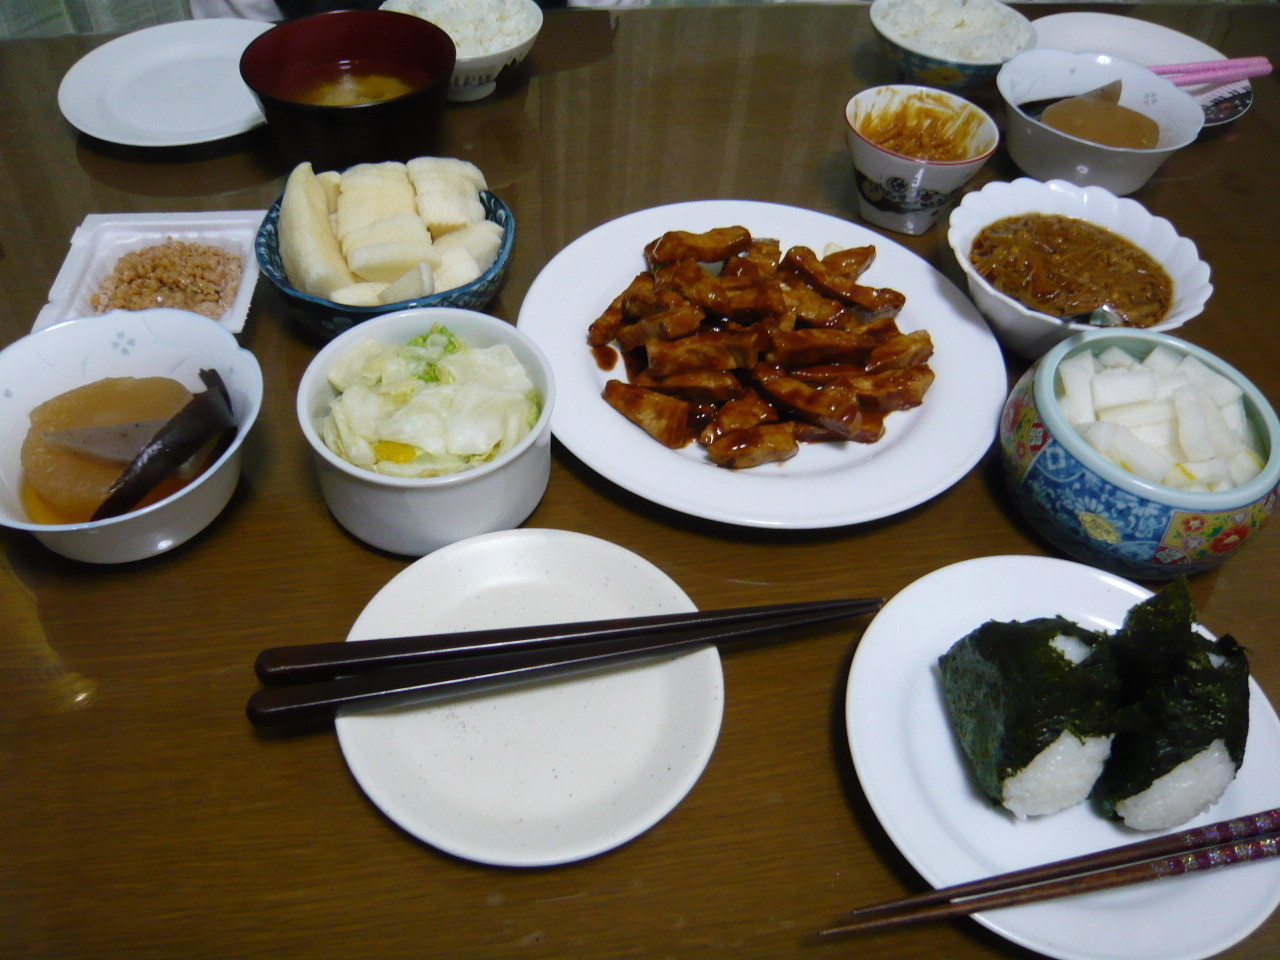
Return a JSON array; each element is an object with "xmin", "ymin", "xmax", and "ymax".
[
  {"xmin": 1114, "ymin": 739, "xmax": 1238, "ymax": 831},
  {"xmin": 1003, "ymin": 730, "xmax": 1114, "ymax": 819}
]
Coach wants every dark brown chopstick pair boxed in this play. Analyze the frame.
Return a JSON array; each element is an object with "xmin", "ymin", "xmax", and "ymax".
[
  {"xmin": 246, "ymin": 597, "xmax": 883, "ymax": 729},
  {"xmin": 817, "ymin": 807, "xmax": 1280, "ymax": 938}
]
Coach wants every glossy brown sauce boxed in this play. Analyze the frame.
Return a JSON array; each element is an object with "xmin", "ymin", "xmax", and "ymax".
[
  {"xmin": 854, "ymin": 90, "xmax": 988, "ymax": 162},
  {"xmin": 1041, "ymin": 96, "xmax": 1160, "ymax": 149},
  {"xmin": 969, "ymin": 213, "xmax": 1173, "ymax": 327}
]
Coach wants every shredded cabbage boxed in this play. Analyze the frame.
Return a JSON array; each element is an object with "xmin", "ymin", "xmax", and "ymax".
[{"xmin": 321, "ymin": 325, "xmax": 541, "ymax": 477}]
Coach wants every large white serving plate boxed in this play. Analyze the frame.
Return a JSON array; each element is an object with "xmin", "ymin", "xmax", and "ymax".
[
  {"xmin": 1032, "ymin": 12, "xmax": 1253, "ymax": 127},
  {"xmin": 846, "ymin": 555, "xmax": 1280, "ymax": 960},
  {"xmin": 517, "ymin": 200, "xmax": 1006, "ymax": 530},
  {"xmin": 58, "ymin": 19, "xmax": 270, "ymax": 147},
  {"xmin": 336, "ymin": 529, "xmax": 724, "ymax": 867}
]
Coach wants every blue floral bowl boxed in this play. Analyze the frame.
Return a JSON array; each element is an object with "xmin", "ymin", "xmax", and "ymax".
[
  {"xmin": 255, "ymin": 189, "xmax": 514, "ymax": 342},
  {"xmin": 1000, "ymin": 329, "xmax": 1280, "ymax": 579}
]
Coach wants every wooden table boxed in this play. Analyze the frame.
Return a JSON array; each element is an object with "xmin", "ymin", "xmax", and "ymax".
[{"xmin": 2, "ymin": 5, "xmax": 1278, "ymax": 958}]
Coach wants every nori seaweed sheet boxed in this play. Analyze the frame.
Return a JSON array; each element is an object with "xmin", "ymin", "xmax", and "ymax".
[
  {"xmin": 939, "ymin": 617, "xmax": 1120, "ymax": 805},
  {"xmin": 1092, "ymin": 579, "xmax": 1250, "ymax": 814}
]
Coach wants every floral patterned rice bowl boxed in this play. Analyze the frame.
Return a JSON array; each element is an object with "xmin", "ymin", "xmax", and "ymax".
[{"xmin": 1000, "ymin": 329, "xmax": 1280, "ymax": 579}]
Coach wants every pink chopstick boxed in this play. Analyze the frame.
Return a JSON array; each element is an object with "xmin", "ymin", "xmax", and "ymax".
[{"xmin": 1150, "ymin": 56, "xmax": 1272, "ymax": 87}]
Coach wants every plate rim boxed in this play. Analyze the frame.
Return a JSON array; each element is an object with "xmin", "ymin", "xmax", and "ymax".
[
  {"xmin": 57, "ymin": 18, "xmax": 271, "ymax": 147},
  {"xmin": 516, "ymin": 199, "xmax": 1006, "ymax": 530},
  {"xmin": 846, "ymin": 554, "xmax": 1280, "ymax": 960},
  {"xmin": 334, "ymin": 527, "xmax": 725, "ymax": 867}
]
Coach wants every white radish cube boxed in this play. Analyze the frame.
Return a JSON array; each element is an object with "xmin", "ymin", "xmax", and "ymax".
[
  {"xmin": 1173, "ymin": 385, "xmax": 1216, "ymax": 462},
  {"xmin": 1080, "ymin": 420, "xmax": 1120, "ymax": 457},
  {"xmin": 1130, "ymin": 419, "xmax": 1178, "ymax": 458},
  {"xmin": 1057, "ymin": 352, "xmax": 1098, "ymax": 425},
  {"xmin": 1228, "ymin": 448, "xmax": 1266, "ymax": 486},
  {"xmin": 1142, "ymin": 344, "xmax": 1185, "ymax": 375},
  {"xmin": 1219, "ymin": 399, "xmax": 1261, "ymax": 454},
  {"xmin": 1154, "ymin": 372, "xmax": 1191, "ymax": 400},
  {"xmin": 1098, "ymin": 399, "xmax": 1174, "ymax": 428},
  {"xmin": 1097, "ymin": 345, "xmax": 1138, "ymax": 368},
  {"xmin": 1177, "ymin": 457, "xmax": 1231, "ymax": 484},
  {"xmin": 1196, "ymin": 389, "xmax": 1246, "ymax": 460},
  {"xmin": 1093, "ymin": 366, "xmax": 1156, "ymax": 409},
  {"xmin": 1178, "ymin": 354, "xmax": 1243, "ymax": 406},
  {"xmin": 1107, "ymin": 426, "xmax": 1173, "ymax": 483}
]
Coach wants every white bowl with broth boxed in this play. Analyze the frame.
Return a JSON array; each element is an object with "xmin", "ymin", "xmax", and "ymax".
[
  {"xmin": 947, "ymin": 178, "xmax": 1212, "ymax": 358},
  {"xmin": 997, "ymin": 49, "xmax": 1204, "ymax": 196}
]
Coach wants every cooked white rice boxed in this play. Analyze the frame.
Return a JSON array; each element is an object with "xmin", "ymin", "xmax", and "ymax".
[
  {"xmin": 1002, "ymin": 730, "xmax": 1114, "ymax": 819},
  {"xmin": 1114, "ymin": 739, "xmax": 1239, "ymax": 831},
  {"xmin": 380, "ymin": 0, "xmax": 538, "ymax": 58},
  {"xmin": 873, "ymin": 0, "xmax": 1033, "ymax": 62}
]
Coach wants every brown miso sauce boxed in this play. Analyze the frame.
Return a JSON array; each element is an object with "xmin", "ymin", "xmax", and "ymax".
[
  {"xmin": 1041, "ymin": 96, "xmax": 1160, "ymax": 149},
  {"xmin": 855, "ymin": 91, "xmax": 988, "ymax": 162},
  {"xmin": 968, "ymin": 213, "xmax": 1173, "ymax": 327}
]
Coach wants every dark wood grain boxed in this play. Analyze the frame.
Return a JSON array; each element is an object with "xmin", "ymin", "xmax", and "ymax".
[{"xmin": 2, "ymin": 6, "xmax": 1279, "ymax": 959}]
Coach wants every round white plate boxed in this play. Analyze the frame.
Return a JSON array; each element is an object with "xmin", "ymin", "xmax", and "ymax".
[
  {"xmin": 58, "ymin": 19, "xmax": 271, "ymax": 147},
  {"xmin": 335, "ymin": 528, "xmax": 724, "ymax": 867},
  {"xmin": 517, "ymin": 200, "xmax": 1006, "ymax": 530},
  {"xmin": 1032, "ymin": 12, "xmax": 1253, "ymax": 127},
  {"xmin": 846, "ymin": 555, "xmax": 1280, "ymax": 960}
]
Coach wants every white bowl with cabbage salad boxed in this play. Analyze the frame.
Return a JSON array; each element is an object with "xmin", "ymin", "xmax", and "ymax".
[
  {"xmin": 380, "ymin": 0, "xmax": 543, "ymax": 102},
  {"xmin": 298, "ymin": 307, "xmax": 554, "ymax": 556}
]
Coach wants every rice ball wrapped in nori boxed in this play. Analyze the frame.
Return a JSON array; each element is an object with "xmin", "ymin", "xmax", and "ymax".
[
  {"xmin": 939, "ymin": 617, "xmax": 1120, "ymax": 818},
  {"xmin": 1093, "ymin": 580, "xmax": 1250, "ymax": 831}
]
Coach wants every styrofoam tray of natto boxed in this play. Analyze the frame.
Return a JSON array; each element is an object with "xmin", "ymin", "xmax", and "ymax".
[{"xmin": 34, "ymin": 210, "xmax": 265, "ymax": 334}]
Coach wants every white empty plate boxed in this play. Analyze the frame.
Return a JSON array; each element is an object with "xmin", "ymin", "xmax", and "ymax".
[
  {"xmin": 336, "ymin": 529, "xmax": 725, "ymax": 867},
  {"xmin": 58, "ymin": 19, "xmax": 270, "ymax": 147}
]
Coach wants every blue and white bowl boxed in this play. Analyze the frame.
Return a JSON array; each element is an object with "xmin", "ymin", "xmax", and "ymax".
[
  {"xmin": 255, "ymin": 190, "xmax": 514, "ymax": 342},
  {"xmin": 1000, "ymin": 329, "xmax": 1280, "ymax": 579}
]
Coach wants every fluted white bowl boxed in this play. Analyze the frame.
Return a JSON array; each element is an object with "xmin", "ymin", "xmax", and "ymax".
[{"xmin": 948, "ymin": 177, "xmax": 1213, "ymax": 358}]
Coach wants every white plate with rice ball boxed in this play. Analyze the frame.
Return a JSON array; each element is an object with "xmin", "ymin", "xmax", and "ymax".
[{"xmin": 846, "ymin": 555, "xmax": 1280, "ymax": 960}]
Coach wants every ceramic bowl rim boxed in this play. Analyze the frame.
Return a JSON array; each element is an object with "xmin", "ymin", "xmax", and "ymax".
[
  {"xmin": 996, "ymin": 48, "xmax": 1205, "ymax": 155},
  {"xmin": 869, "ymin": 0, "xmax": 1035, "ymax": 68},
  {"xmin": 451, "ymin": 0, "xmax": 543, "ymax": 68},
  {"xmin": 255, "ymin": 190, "xmax": 514, "ymax": 317},
  {"xmin": 843, "ymin": 84, "xmax": 1000, "ymax": 166},
  {"xmin": 296, "ymin": 306, "xmax": 555, "ymax": 489},
  {"xmin": 948, "ymin": 177, "xmax": 1212, "ymax": 338},
  {"xmin": 239, "ymin": 8, "xmax": 456, "ymax": 109},
  {"xmin": 0, "ymin": 310, "xmax": 264, "ymax": 533},
  {"xmin": 1032, "ymin": 328, "xmax": 1280, "ymax": 510}
]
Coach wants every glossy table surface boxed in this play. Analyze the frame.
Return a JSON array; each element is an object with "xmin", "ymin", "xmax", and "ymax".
[{"xmin": 2, "ymin": 5, "xmax": 1278, "ymax": 958}]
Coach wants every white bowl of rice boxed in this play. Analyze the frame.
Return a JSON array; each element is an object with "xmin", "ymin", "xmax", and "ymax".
[
  {"xmin": 870, "ymin": 0, "xmax": 1034, "ymax": 90},
  {"xmin": 380, "ymin": 0, "xmax": 542, "ymax": 102}
]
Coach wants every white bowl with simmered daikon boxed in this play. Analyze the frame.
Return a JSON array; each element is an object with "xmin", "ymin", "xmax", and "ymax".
[{"xmin": 999, "ymin": 329, "xmax": 1279, "ymax": 579}]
